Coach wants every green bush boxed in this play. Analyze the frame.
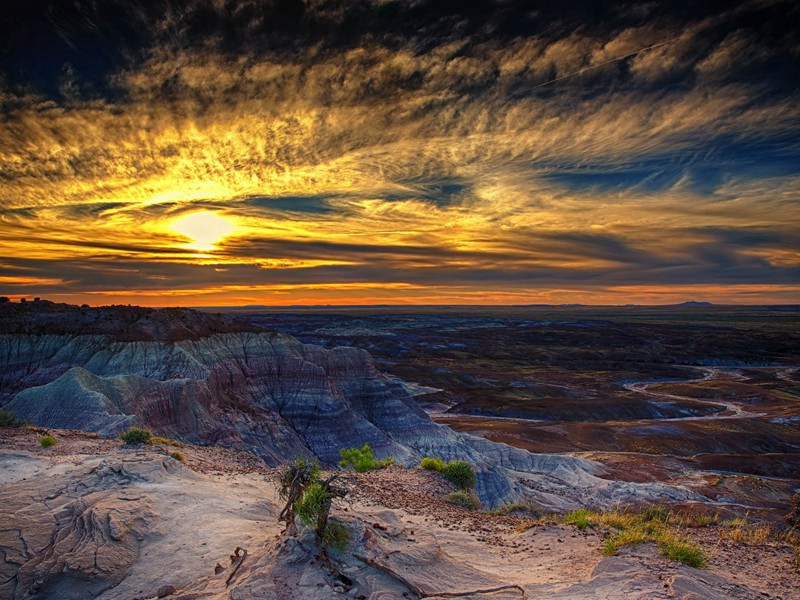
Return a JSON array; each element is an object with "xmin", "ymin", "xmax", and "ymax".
[
  {"xmin": 446, "ymin": 490, "xmax": 482, "ymax": 510},
  {"xmin": 40, "ymin": 435, "xmax": 56, "ymax": 448},
  {"xmin": 441, "ymin": 461, "xmax": 476, "ymax": 489},
  {"xmin": 321, "ymin": 520, "xmax": 350, "ymax": 552},
  {"xmin": 120, "ymin": 427, "xmax": 152, "ymax": 445},
  {"xmin": 0, "ymin": 409, "xmax": 22, "ymax": 428},
  {"xmin": 420, "ymin": 457, "xmax": 445, "ymax": 471},
  {"xmin": 339, "ymin": 443, "xmax": 394, "ymax": 472}
]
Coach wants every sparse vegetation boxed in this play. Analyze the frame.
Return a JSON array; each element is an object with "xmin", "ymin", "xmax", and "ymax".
[
  {"xmin": 0, "ymin": 409, "xmax": 22, "ymax": 428},
  {"xmin": 593, "ymin": 507, "xmax": 706, "ymax": 567},
  {"xmin": 339, "ymin": 443, "xmax": 394, "ymax": 472},
  {"xmin": 420, "ymin": 457, "xmax": 445, "ymax": 471},
  {"xmin": 39, "ymin": 435, "xmax": 56, "ymax": 447},
  {"xmin": 170, "ymin": 451, "xmax": 186, "ymax": 462},
  {"xmin": 517, "ymin": 505, "xmax": 708, "ymax": 568},
  {"xmin": 441, "ymin": 461, "xmax": 477, "ymax": 490},
  {"xmin": 153, "ymin": 436, "xmax": 184, "ymax": 447},
  {"xmin": 721, "ymin": 517, "xmax": 772, "ymax": 545},
  {"xmin": 120, "ymin": 427, "xmax": 152, "ymax": 445},
  {"xmin": 446, "ymin": 490, "xmax": 482, "ymax": 510}
]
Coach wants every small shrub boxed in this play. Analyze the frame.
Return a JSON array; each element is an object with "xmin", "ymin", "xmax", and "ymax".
[
  {"xmin": 339, "ymin": 443, "xmax": 393, "ymax": 472},
  {"xmin": 321, "ymin": 520, "xmax": 350, "ymax": 552},
  {"xmin": 120, "ymin": 427, "xmax": 152, "ymax": 445},
  {"xmin": 170, "ymin": 451, "xmax": 186, "ymax": 462},
  {"xmin": 0, "ymin": 409, "xmax": 22, "ymax": 428},
  {"xmin": 421, "ymin": 457, "xmax": 445, "ymax": 471},
  {"xmin": 446, "ymin": 490, "xmax": 482, "ymax": 510},
  {"xmin": 441, "ymin": 461, "xmax": 476, "ymax": 489},
  {"xmin": 40, "ymin": 435, "xmax": 56, "ymax": 448}
]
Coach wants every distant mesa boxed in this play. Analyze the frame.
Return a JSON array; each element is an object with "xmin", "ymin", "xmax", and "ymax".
[{"xmin": 673, "ymin": 301, "xmax": 714, "ymax": 307}]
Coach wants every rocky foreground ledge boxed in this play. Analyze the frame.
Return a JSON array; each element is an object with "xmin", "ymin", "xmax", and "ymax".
[{"xmin": 1, "ymin": 428, "xmax": 798, "ymax": 600}]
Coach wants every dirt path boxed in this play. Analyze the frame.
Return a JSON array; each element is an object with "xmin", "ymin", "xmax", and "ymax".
[{"xmin": 622, "ymin": 366, "xmax": 767, "ymax": 422}]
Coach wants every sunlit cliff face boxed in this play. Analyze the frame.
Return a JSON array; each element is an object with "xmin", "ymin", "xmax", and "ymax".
[{"xmin": 0, "ymin": 0, "xmax": 798, "ymax": 306}]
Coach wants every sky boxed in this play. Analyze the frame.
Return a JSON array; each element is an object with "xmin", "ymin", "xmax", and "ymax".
[{"xmin": 0, "ymin": 0, "xmax": 798, "ymax": 306}]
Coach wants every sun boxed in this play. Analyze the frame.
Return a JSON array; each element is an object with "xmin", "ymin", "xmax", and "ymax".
[{"xmin": 170, "ymin": 211, "xmax": 236, "ymax": 251}]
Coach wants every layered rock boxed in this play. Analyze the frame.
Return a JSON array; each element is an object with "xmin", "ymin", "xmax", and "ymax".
[{"xmin": 0, "ymin": 302, "xmax": 699, "ymax": 507}]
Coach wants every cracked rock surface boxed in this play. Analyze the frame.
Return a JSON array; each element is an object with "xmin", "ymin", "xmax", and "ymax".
[{"xmin": 1, "ymin": 431, "xmax": 796, "ymax": 600}]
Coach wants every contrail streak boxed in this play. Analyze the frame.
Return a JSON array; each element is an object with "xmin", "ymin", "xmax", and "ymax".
[{"xmin": 530, "ymin": 38, "xmax": 679, "ymax": 90}]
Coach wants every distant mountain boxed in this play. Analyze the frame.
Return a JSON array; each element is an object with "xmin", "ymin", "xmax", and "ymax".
[{"xmin": 673, "ymin": 301, "xmax": 714, "ymax": 307}]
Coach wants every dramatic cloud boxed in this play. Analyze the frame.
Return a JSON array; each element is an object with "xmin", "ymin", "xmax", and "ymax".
[{"xmin": 0, "ymin": 0, "xmax": 798, "ymax": 305}]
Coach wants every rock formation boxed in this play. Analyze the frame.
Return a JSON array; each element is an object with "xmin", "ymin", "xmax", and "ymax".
[
  {"xmin": 0, "ymin": 301, "xmax": 697, "ymax": 508},
  {"xmin": 2, "ymin": 436, "xmax": 792, "ymax": 600}
]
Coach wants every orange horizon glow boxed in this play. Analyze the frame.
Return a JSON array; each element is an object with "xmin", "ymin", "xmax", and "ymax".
[{"xmin": 4, "ymin": 283, "xmax": 800, "ymax": 308}]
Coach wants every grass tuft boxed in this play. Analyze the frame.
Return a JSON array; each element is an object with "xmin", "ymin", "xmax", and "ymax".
[
  {"xmin": 39, "ymin": 434, "xmax": 56, "ymax": 448},
  {"xmin": 170, "ymin": 451, "xmax": 186, "ymax": 462},
  {"xmin": 563, "ymin": 508, "xmax": 593, "ymax": 530}
]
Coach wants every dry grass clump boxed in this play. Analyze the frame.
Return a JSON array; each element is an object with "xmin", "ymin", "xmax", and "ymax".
[
  {"xmin": 170, "ymin": 451, "xmax": 186, "ymax": 462},
  {"xmin": 594, "ymin": 507, "xmax": 706, "ymax": 568},
  {"xmin": 153, "ymin": 436, "xmax": 185, "ymax": 447},
  {"xmin": 720, "ymin": 517, "xmax": 773, "ymax": 545}
]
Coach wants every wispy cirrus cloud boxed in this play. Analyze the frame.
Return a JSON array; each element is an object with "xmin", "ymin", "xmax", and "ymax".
[{"xmin": 0, "ymin": 0, "xmax": 798, "ymax": 304}]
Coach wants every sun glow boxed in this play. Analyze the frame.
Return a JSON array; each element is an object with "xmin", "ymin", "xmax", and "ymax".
[{"xmin": 170, "ymin": 211, "xmax": 236, "ymax": 251}]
